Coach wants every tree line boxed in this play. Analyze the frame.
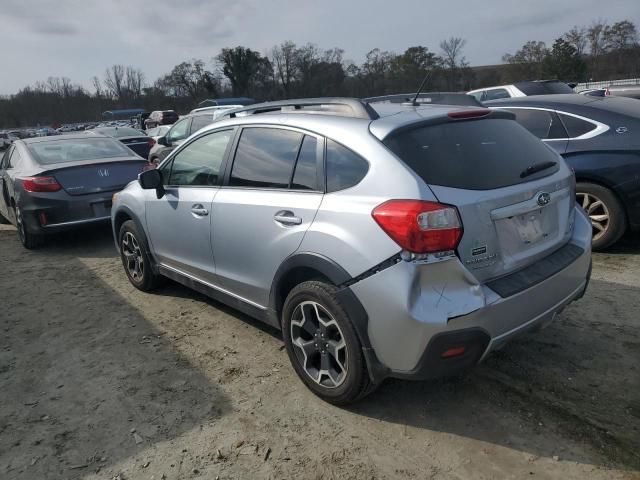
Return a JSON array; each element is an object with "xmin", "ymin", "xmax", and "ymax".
[{"xmin": 1, "ymin": 18, "xmax": 638, "ymax": 128}]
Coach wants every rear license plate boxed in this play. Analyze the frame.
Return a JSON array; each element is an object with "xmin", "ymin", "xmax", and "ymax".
[{"xmin": 91, "ymin": 201, "xmax": 112, "ymax": 218}]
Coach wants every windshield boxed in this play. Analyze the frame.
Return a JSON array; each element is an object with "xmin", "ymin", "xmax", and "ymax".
[{"xmin": 27, "ymin": 137, "xmax": 132, "ymax": 164}]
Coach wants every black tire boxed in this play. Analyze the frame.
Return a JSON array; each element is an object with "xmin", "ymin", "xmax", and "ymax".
[
  {"xmin": 282, "ymin": 280, "xmax": 373, "ymax": 405},
  {"xmin": 15, "ymin": 206, "xmax": 44, "ymax": 249},
  {"xmin": 576, "ymin": 182, "xmax": 626, "ymax": 250},
  {"xmin": 118, "ymin": 220, "xmax": 162, "ymax": 291}
]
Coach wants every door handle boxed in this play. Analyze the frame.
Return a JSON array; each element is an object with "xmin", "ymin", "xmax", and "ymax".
[
  {"xmin": 274, "ymin": 210, "xmax": 302, "ymax": 226},
  {"xmin": 191, "ymin": 204, "xmax": 209, "ymax": 216}
]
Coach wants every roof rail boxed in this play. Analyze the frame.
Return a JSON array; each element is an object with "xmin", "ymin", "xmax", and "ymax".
[
  {"xmin": 364, "ymin": 92, "xmax": 483, "ymax": 107},
  {"xmin": 219, "ymin": 97, "xmax": 380, "ymax": 120}
]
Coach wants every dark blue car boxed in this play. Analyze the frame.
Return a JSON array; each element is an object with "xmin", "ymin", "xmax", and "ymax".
[{"xmin": 485, "ymin": 94, "xmax": 640, "ymax": 249}]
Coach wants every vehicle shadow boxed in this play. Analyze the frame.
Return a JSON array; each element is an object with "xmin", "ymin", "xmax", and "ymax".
[
  {"xmin": 600, "ymin": 230, "xmax": 640, "ymax": 255},
  {"xmin": 349, "ymin": 277, "xmax": 640, "ymax": 470},
  {"xmin": 0, "ymin": 228, "xmax": 231, "ymax": 479}
]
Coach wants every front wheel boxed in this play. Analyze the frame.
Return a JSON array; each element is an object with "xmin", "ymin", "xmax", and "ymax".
[
  {"xmin": 576, "ymin": 182, "xmax": 626, "ymax": 250},
  {"xmin": 282, "ymin": 281, "xmax": 373, "ymax": 405},
  {"xmin": 118, "ymin": 220, "xmax": 162, "ymax": 291}
]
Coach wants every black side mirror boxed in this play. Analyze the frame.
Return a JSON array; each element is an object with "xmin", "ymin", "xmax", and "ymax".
[
  {"xmin": 157, "ymin": 136, "xmax": 170, "ymax": 147},
  {"xmin": 139, "ymin": 168, "xmax": 165, "ymax": 198}
]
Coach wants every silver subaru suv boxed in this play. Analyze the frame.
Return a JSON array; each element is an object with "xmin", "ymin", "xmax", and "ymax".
[{"xmin": 111, "ymin": 98, "xmax": 592, "ymax": 404}]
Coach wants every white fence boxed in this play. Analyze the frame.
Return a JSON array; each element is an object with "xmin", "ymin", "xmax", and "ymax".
[{"xmin": 574, "ymin": 77, "xmax": 640, "ymax": 91}]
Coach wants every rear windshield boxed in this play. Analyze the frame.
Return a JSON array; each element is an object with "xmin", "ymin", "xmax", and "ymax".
[
  {"xmin": 96, "ymin": 127, "xmax": 145, "ymax": 138},
  {"xmin": 384, "ymin": 118, "xmax": 560, "ymax": 190},
  {"xmin": 27, "ymin": 137, "xmax": 132, "ymax": 165},
  {"xmin": 515, "ymin": 81, "xmax": 575, "ymax": 95}
]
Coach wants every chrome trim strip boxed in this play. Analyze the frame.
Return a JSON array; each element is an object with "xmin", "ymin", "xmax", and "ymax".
[
  {"xmin": 43, "ymin": 215, "xmax": 111, "ymax": 228},
  {"xmin": 158, "ymin": 263, "xmax": 267, "ymax": 310}
]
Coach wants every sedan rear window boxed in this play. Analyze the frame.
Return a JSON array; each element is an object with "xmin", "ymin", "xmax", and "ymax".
[
  {"xmin": 27, "ymin": 138, "xmax": 132, "ymax": 165},
  {"xmin": 95, "ymin": 127, "xmax": 145, "ymax": 138},
  {"xmin": 384, "ymin": 118, "xmax": 560, "ymax": 190}
]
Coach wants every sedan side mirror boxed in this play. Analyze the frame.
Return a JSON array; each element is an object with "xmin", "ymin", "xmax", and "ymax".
[
  {"xmin": 139, "ymin": 168, "xmax": 165, "ymax": 198},
  {"xmin": 157, "ymin": 136, "xmax": 169, "ymax": 147}
]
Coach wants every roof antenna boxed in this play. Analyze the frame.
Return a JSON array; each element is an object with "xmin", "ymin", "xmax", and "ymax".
[{"xmin": 404, "ymin": 69, "xmax": 433, "ymax": 106}]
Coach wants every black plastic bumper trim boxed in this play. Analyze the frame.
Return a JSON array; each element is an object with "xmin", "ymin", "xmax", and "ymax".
[{"xmin": 486, "ymin": 243, "xmax": 584, "ymax": 298}]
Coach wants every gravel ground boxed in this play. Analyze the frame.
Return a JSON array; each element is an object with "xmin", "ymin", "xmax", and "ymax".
[{"xmin": 1, "ymin": 223, "xmax": 639, "ymax": 480}]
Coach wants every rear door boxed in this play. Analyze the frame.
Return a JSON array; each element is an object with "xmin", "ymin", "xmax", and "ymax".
[
  {"xmin": 211, "ymin": 126, "xmax": 324, "ymax": 307},
  {"xmin": 384, "ymin": 117, "xmax": 575, "ymax": 282},
  {"xmin": 145, "ymin": 129, "xmax": 234, "ymax": 283}
]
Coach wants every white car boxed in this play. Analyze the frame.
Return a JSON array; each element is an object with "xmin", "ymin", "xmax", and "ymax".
[
  {"xmin": 468, "ymin": 80, "xmax": 575, "ymax": 102},
  {"xmin": 145, "ymin": 125, "xmax": 171, "ymax": 140},
  {"xmin": 0, "ymin": 132, "xmax": 18, "ymax": 149},
  {"xmin": 188, "ymin": 105, "xmax": 243, "ymax": 117}
]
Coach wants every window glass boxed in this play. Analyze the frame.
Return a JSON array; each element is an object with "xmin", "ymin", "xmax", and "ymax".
[
  {"xmin": 506, "ymin": 109, "xmax": 566, "ymax": 139},
  {"xmin": 190, "ymin": 115, "xmax": 214, "ymax": 133},
  {"xmin": 384, "ymin": 118, "xmax": 559, "ymax": 190},
  {"xmin": 168, "ymin": 130, "xmax": 232, "ymax": 186},
  {"xmin": 9, "ymin": 148, "xmax": 22, "ymax": 168},
  {"xmin": 167, "ymin": 118, "xmax": 191, "ymax": 142},
  {"xmin": 27, "ymin": 138, "xmax": 130, "ymax": 165},
  {"xmin": 483, "ymin": 89, "xmax": 510, "ymax": 101},
  {"xmin": 326, "ymin": 139, "xmax": 369, "ymax": 192},
  {"xmin": 291, "ymin": 136, "xmax": 318, "ymax": 190},
  {"xmin": 559, "ymin": 114, "xmax": 597, "ymax": 138},
  {"xmin": 230, "ymin": 128, "xmax": 303, "ymax": 188}
]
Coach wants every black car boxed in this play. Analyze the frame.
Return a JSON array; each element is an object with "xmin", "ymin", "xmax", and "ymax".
[
  {"xmin": 485, "ymin": 94, "xmax": 640, "ymax": 249},
  {"xmin": 92, "ymin": 127, "xmax": 153, "ymax": 159},
  {"xmin": 0, "ymin": 134, "xmax": 149, "ymax": 249}
]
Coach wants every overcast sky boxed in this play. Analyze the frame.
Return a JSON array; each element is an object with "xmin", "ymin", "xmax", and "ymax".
[{"xmin": 2, "ymin": 0, "xmax": 638, "ymax": 94}]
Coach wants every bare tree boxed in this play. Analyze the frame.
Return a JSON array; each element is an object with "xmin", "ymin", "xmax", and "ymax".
[
  {"xmin": 587, "ymin": 20, "xmax": 608, "ymax": 57},
  {"xmin": 603, "ymin": 20, "xmax": 638, "ymax": 50},
  {"xmin": 271, "ymin": 41, "xmax": 298, "ymax": 97},
  {"xmin": 563, "ymin": 26, "xmax": 588, "ymax": 56},
  {"xmin": 104, "ymin": 65, "xmax": 125, "ymax": 101},
  {"xmin": 92, "ymin": 76, "xmax": 103, "ymax": 98},
  {"xmin": 440, "ymin": 37, "xmax": 467, "ymax": 89},
  {"xmin": 125, "ymin": 66, "xmax": 145, "ymax": 99}
]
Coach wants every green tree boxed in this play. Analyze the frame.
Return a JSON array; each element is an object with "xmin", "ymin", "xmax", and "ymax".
[
  {"xmin": 502, "ymin": 40, "xmax": 548, "ymax": 79},
  {"xmin": 542, "ymin": 38, "xmax": 587, "ymax": 81},
  {"xmin": 217, "ymin": 47, "xmax": 269, "ymax": 97}
]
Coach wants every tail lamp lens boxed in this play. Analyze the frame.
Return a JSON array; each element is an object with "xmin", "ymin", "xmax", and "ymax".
[
  {"xmin": 372, "ymin": 200, "xmax": 463, "ymax": 253},
  {"xmin": 21, "ymin": 176, "xmax": 62, "ymax": 193}
]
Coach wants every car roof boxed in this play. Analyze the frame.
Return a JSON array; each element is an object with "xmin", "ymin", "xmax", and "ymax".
[{"xmin": 484, "ymin": 93, "xmax": 594, "ymax": 107}]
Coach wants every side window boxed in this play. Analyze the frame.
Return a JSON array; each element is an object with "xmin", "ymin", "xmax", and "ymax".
[
  {"xmin": 230, "ymin": 128, "xmax": 303, "ymax": 188},
  {"xmin": 190, "ymin": 115, "xmax": 214, "ymax": 134},
  {"xmin": 167, "ymin": 118, "xmax": 191, "ymax": 143},
  {"xmin": 167, "ymin": 130, "xmax": 232, "ymax": 186},
  {"xmin": 484, "ymin": 89, "xmax": 510, "ymax": 101},
  {"xmin": 506, "ymin": 109, "xmax": 567, "ymax": 139},
  {"xmin": 9, "ymin": 148, "xmax": 22, "ymax": 168},
  {"xmin": 558, "ymin": 114, "xmax": 597, "ymax": 138},
  {"xmin": 326, "ymin": 139, "xmax": 369, "ymax": 193},
  {"xmin": 0, "ymin": 147, "xmax": 12, "ymax": 169},
  {"xmin": 291, "ymin": 136, "xmax": 319, "ymax": 191}
]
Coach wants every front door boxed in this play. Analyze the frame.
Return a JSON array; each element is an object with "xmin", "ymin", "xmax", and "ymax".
[
  {"xmin": 212, "ymin": 127, "xmax": 324, "ymax": 307},
  {"xmin": 145, "ymin": 129, "xmax": 234, "ymax": 282}
]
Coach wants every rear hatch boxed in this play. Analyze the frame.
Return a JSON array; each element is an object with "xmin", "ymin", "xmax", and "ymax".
[
  {"xmin": 383, "ymin": 113, "xmax": 575, "ymax": 282},
  {"xmin": 46, "ymin": 159, "xmax": 148, "ymax": 196}
]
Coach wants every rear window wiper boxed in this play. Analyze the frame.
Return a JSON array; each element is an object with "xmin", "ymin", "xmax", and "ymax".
[{"xmin": 520, "ymin": 161, "xmax": 557, "ymax": 178}]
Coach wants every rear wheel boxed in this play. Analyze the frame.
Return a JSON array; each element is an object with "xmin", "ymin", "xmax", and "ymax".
[
  {"xmin": 118, "ymin": 220, "xmax": 162, "ymax": 291},
  {"xmin": 576, "ymin": 182, "xmax": 626, "ymax": 250},
  {"xmin": 282, "ymin": 281, "xmax": 373, "ymax": 405},
  {"xmin": 15, "ymin": 206, "xmax": 44, "ymax": 249}
]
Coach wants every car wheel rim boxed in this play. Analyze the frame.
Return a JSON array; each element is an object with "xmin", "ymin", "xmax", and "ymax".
[
  {"xmin": 121, "ymin": 232, "xmax": 144, "ymax": 281},
  {"xmin": 15, "ymin": 207, "xmax": 26, "ymax": 243},
  {"xmin": 577, "ymin": 192, "xmax": 610, "ymax": 241},
  {"xmin": 290, "ymin": 301, "xmax": 348, "ymax": 389}
]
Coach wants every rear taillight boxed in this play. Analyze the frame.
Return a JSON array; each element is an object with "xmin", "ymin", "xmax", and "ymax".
[
  {"xmin": 21, "ymin": 176, "xmax": 62, "ymax": 193},
  {"xmin": 372, "ymin": 200, "xmax": 463, "ymax": 254},
  {"xmin": 148, "ymin": 138, "xmax": 156, "ymax": 147}
]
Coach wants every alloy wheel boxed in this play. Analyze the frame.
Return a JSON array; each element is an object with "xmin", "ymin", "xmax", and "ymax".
[
  {"xmin": 577, "ymin": 192, "xmax": 610, "ymax": 241},
  {"xmin": 121, "ymin": 231, "xmax": 144, "ymax": 281},
  {"xmin": 15, "ymin": 207, "xmax": 26, "ymax": 244},
  {"xmin": 290, "ymin": 301, "xmax": 348, "ymax": 388}
]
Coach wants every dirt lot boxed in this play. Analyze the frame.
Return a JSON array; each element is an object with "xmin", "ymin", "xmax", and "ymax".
[{"xmin": 0, "ymin": 223, "xmax": 639, "ymax": 480}]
